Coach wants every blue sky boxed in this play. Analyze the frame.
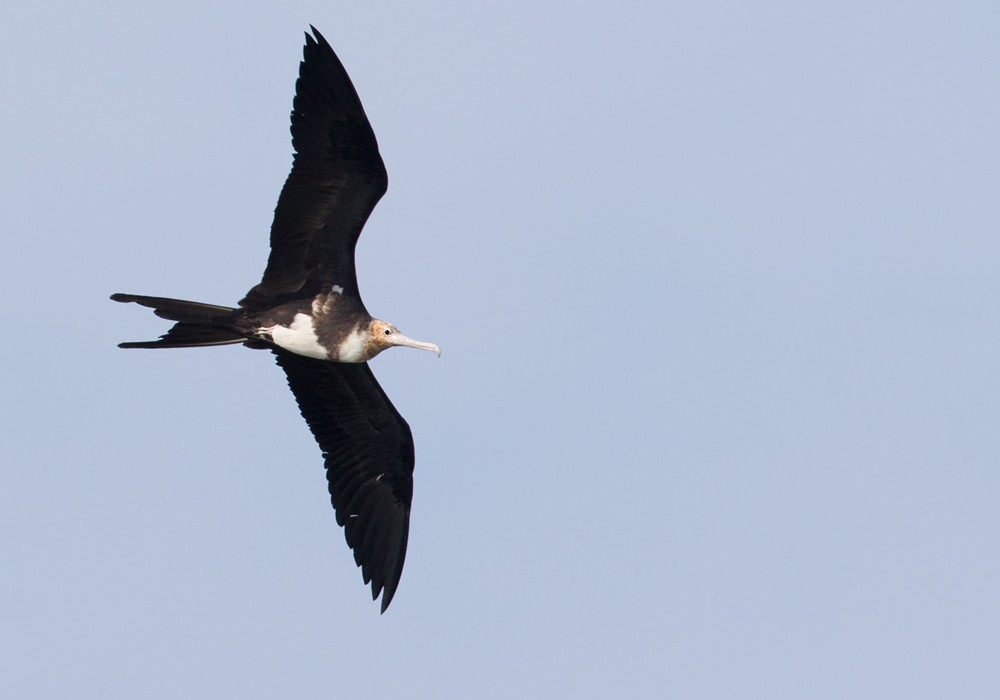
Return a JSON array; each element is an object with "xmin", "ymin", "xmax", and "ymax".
[{"xmin": 2, "ymin": 2, "xmax": 999, "ymax": 698}]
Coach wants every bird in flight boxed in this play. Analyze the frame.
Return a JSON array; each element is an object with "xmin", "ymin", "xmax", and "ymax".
[{"xmin": 111, "ymin": 26, "xmax": 439, "ymax": 612}]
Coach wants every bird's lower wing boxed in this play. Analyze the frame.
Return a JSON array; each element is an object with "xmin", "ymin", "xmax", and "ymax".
[{"xmin": 273, "ymin": 349, "xmax": 414, "ymax": 612}]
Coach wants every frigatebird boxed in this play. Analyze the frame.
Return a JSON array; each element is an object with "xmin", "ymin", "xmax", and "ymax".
[{"xmin": 111, "ymin": 27, "xmax": 439, "ymax": 612}]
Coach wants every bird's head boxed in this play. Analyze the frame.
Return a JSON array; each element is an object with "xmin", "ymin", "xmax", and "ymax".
[{"xmin": 365, "ymin": 319, "xmax": 441, "ymax": 360}]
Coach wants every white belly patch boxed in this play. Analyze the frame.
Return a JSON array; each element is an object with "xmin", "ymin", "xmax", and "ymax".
[{"xmin": 265, "ymin": 313, "xmax": 329, "ymax": 360}]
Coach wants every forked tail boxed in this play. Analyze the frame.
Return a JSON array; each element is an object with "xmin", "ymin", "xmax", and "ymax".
[{"xmin": 111, "ymin": 293, "xmax": 245, "ymax": 349}]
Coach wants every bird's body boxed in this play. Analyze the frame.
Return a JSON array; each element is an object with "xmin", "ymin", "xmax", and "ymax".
[{"xmin": 111, "ymin": 27, "xmax": 438, "ymax": 612}]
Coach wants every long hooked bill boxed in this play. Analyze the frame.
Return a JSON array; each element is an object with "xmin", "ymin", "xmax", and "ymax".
[{"xmin": 391, "ymin": 333, "xmax": 441, "ymax": 357}]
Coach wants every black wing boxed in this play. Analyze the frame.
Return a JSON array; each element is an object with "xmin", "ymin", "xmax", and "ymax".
[
  {"xmin": 273, "ymin": 349, "xmax": 413, "ymax": 612},
  {"xmin": 242, "ymin": 27, "xmax": 388, "ymax": 308}
]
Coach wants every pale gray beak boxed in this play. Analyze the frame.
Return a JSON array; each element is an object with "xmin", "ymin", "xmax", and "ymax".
[{"xmin": 390, "ymin": 333, "xmax": 441, "ymax": 357}]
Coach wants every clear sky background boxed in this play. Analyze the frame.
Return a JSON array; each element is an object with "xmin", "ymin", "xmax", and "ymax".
[{"xmin": 2, "ymin": 1, "xmax": 998, "ymax": 698}]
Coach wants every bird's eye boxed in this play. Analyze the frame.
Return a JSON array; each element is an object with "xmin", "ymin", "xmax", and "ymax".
[{"xmin": 384, "ymin": 328, "xmax": 392, "ymax": 335}]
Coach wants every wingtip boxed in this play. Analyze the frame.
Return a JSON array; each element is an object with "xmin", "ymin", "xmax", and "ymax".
[
  {"xmin": 307, "ymin": 25, "xmax": 327, "ymax": 46},
  {"xmin": 379, "ymin": 587, "xmax": 396, "ymax": 614}
]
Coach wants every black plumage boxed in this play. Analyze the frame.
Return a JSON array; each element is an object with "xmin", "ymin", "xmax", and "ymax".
[
  {"xmin": 111, "ymin": 27, "xmax": 438, "ymax": 612},
  {"xmin": 242, "ymin": 27, "xmax": 388, "ymax": 308},
  {"xmin": 275, "ymin": 352, "xmax": 412, "ymax": 611}
]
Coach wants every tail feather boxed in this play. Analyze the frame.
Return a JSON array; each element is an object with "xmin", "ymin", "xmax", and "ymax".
[{"xmin": 111, "ymin": 293, "xmax": 246, "ymax": 349}]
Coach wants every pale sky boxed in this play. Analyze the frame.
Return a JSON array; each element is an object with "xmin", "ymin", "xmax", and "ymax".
[{"xmin": 2, "ymin": 2, "xmax": 999, "ymax": 698}]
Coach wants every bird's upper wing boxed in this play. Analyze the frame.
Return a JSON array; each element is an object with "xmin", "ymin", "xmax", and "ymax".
[
  {"xmin": 242, "ymin": 27, "xmax": 388, "ymax": 309},
  {"xmin": 273, "ymin": 349, "xmax": 413, "ymax": 612}
]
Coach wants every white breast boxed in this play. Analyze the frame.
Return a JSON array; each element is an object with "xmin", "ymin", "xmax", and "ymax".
[
  {"xmin": 335, "ymin": 327, "xmax": 370, "ymax": 363},
  {"xmin": 265, "ymin": 313, "xmax": 329, "ymax": 360}
]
